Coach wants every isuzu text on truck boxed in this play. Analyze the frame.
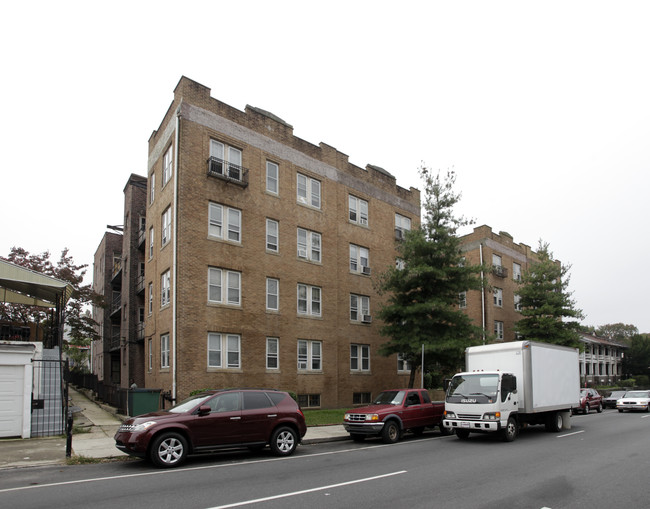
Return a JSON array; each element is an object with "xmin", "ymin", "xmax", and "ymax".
[
  {"xmin": 343, "ymin": 389, "xmax": 448, "ymax": 443},
  {"xmin": 443, "ymin": 341, "xmax": 579, "ymax": 441}
]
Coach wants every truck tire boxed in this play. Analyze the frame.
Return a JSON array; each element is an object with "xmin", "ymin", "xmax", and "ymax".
[
  {"xmin": 455, "ymin": 429, "xmax": 470, "ymax": 440},
  {"xmin": 381, "ymin": 421, "xmax": 401, "ymax": 444},
  {"xmin": 546, "ymin": 412, "xmax": 563, "ymax": 433},
  {"xmin": 502, "ymin": 417, "xmax": 517, "ymax": 442},
  {"xmin": 439, "ymin": 424, "xmax": 453, "ymax": 436}
]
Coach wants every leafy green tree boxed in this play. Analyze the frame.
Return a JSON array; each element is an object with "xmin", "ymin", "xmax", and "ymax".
[
  {"xmin": 622, "ymin": 333, "xmax": 650, "ymax": 379},
  {"xmin": 1, "ymin": 247, "xmax": 101, "ymax": 368},
  {"xmin": 595, "ymin": 323, "xmax": 638, "ymax": 342},
  {"xmin": 377, "ymin": 167, "xmax": 484, "ymax": 387},
  {"xmin": 515, "ymin": 241, "xmax": 583, "ymax": 348}
]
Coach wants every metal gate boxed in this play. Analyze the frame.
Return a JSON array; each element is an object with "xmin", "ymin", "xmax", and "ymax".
[{"xmin": 31, "ymin": 356, "xmax": 68, "ymax": 437}]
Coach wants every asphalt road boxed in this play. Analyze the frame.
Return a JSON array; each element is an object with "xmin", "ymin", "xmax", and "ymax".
[{"xmin": 0, "ymin": 409, "xmax": 647, "ymax": 509}]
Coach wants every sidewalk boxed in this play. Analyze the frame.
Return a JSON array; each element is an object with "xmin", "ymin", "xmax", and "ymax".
[{"xmin": 0, "ymin": 386, "xmax": 349, "ymax": 470}]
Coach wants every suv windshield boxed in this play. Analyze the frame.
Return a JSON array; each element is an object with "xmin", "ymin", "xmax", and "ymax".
[
  {"xmin": 169, "ymin": 393, "xmax": 214, "ymax": 413},
  {"xmin": 373, "ymin": 391, "xmax": 406, "ymax": 405}
]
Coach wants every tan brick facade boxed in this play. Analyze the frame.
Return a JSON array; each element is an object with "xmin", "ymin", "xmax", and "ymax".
[
  {"xmin": 143, "ymin": 77, "xmax": 420, "ymax": 408},
  {"xmin": 459, "ymin": 225, "xmax": 557, "ymax": 343}
]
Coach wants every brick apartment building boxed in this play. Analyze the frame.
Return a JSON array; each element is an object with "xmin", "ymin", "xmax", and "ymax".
[
  {"xmin": 92, "ymin": 174, "xmax": 147, "ymax": 389},
  {"xmin": 459, "ymin": 225, "xmax": 557, "ymax": 343},
  {"xmin": 143, "ymin": 76, "xmax": 420, "ymax": 408}
]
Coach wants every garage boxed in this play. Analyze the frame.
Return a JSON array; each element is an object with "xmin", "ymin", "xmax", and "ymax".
[{"xmin": 0, "ymin": 343, "xmax": 36, "ymax": 438}]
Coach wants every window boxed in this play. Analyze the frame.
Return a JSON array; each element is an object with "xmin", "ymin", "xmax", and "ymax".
[
  {"xmin": 513, "ymin": 262, "xmax": 522, "ymax": 281},
  {"xmin": 162, "ymin": 145, "xmax": 173, "ymax": 187},
  {"xmin": 148, "ymin": 338, "xmax": 153, "ymax": 371},
  {"xmin": 266, "ymin": 219, "xmax": 279, "ymax": 252},
  {"xmin": 350, "ymin": 244, "xmax": 370, "ymax": 274},
  {"xmin": 150, "ymin": 173, "xmax": 155, "ymax": 204},
  {"xmin": 266, "ymin": 278, "xmax": 279, "ymax": 311},
  {"xmin": 297, "ymin": 228, "xmax": 321, "ymax": 262},
  {"xmin": 494, "ymin": 288, "xmax": 503, "ymax": 307},
  {"xmin": 350, "ymin": 294, "xmax": 370, "ymax": 322},
  {"xmin": 297, "ymin": 340, "xmax": 322, "ymax": 371},
  {"xmin": 353, "ymin": 392, "xmax": 371, "ymax": 404},
  {"xmin": 494, "ymin": 321, "xmax": 504, "ymax": 340},
  {"xmin": 514, "ymin": 294, "xmax": 522, "ymax": 311},
  {"xmin": 349, "ymin": 195, "xmax": 369, "ymax": 225},
  {"xmin": 208, "ymin": 268, "xmax": 241, "ymax": 306},
  {"xmin": 208, "ymin": 333, "xmax": 241, "ymax": 369},
  {"xmin": 148, "ymin": 227, "xmax": 154, "ymax": 259},
  {"xmin": 297, "ymin": 173, "xmax": 321, "ymax": 208},
  {"xmin": 395, "ymin": 214, "xmax": 411, "ymax": 240},
  {"xmin": 210, "ymin": 140, "xmax": 243, "ymax": 180},
  {"xmin": 397, "ymin": 353, "xmax": 411, "ymax": 372},
  {"xmin": 161, "ymin": 270, "xmax": 170, "ymax": 307},
  {"xmin": 161, "ymin": 207, "xmax": 172, "ymax": 246},
  {"xmin": 459, "ymin": 291, "xmax": 467, "ymax": 309},
  {"xmin": 297, "ymin": 284, "xmax": 321, "ymax": 316},
  {"xmin": 161, "ymin": 334, "xmax": 170, "ymax": 368},
  {"xmin": 350, "ymin": 344, "xmax": 370, "ymax": 372},
  {"xmin": 298, "ymin": 394, "xmax": 321, "ymax": 408},
  {"xmin": 208, "ymin": 203, "xmax": 241, "ymax": 243},
  {"xmin": 148, "ymin": 283, "xmax": 153, "ymax": 314},
  {"xmin": 267, "ymin": 337, "xmax": 279, "ymax": 369},
  {"xmin": 266, "ymin": 161, "xmax": 279, "ymax": 194}
]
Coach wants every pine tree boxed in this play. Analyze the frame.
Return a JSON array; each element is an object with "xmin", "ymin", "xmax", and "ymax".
[
  {"xmin": 377, "ymin": 167, "xmax": 484, "ymax": 387},
  {"xmin": 515, "ymin": 241, "xmax": 583, "ymax": 348}
]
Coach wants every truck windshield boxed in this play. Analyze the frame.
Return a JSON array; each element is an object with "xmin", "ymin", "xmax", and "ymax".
[
  {"xmin": 373, "ymin": 391, "xmax": 406, "ymax": 405},
  {"xmin": 446, "ymin": 374, "xmax": 499, "ymax": 404}
]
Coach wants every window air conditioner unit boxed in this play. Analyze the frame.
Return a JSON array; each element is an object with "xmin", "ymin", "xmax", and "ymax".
[
  {"xmin": 362, "ymin": 266, "xmax": 371, "ymax": 276},
  {"xmin": 362, "ymin": 315, "xmax": 372, "ymax": 324}
]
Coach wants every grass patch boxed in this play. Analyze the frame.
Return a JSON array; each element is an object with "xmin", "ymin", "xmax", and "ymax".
[
  {"xmin": 66, "ymin": 455, "xmax": 102, "ymax": 465},
  {"xmin": 303, "ymin": 408, "xmax": 346, "ymax": 426}
]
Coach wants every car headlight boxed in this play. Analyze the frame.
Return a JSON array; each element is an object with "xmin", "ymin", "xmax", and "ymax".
[
  {"xmin": 444, "ymin": 411, "xmax": 456, "ymax": 419},
  {"xmin": 132, "ymin": 421, "xmax": 157, "ymax": 432},
  {"xmin": 366, "ymin": 414, "xmax": 379, "ymax": 422},
  {"xmin": 482, "ymin": 412, "xmax": 501, "ymax": 421}
]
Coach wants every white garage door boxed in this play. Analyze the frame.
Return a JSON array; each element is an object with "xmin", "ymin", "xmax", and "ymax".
[{"xmin": 0, "ymin": 365, "xmax": 25, "ymax": 437}]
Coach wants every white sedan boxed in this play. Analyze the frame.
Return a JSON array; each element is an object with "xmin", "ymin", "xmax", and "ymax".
[{"xmin": 617, "ymin": 390, "xmax": 650, "ymax": 412}]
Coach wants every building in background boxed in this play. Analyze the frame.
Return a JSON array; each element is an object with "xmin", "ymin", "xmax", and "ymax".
[
  {"xmin": 143, "ymin": 76, "xmax": 420, "ymax": 408},
  {"xmin": 92, "ymin": 174, "xmax": 147, "ymax": 391},
  {"xmin": 579, "ymin": 333, "xmax": 627, "ymax": 386},
  {"xmin": 459, "ymin": 225, "xmax": 554, "ymax": 343}
]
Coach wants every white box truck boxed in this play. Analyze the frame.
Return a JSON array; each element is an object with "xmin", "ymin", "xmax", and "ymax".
[{"xmin": 442, "ymin": 341, "xmax": 580, "ymax": 441}]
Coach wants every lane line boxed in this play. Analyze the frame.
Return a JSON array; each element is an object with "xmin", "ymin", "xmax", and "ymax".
[
  {"xmin": 205, "ymin": 470, "xmax": 408, "ymax": 509},
  {"xmin": 557, "ymin": 430, "xmax": 585, "ymax": 438},
  {"xmin": 0, "ymin": 436, "xmax": 444, "ymax": 494}
]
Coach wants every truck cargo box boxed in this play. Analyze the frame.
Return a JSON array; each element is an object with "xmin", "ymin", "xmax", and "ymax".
[{"xmin": 466, "ymin": 341, "xmax": 580, "ymax": 413}]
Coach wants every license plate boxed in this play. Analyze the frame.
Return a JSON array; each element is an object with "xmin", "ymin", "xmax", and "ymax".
[{"xmin": 461, "ymin": 422, "xmax": 470, "ymax": 428}]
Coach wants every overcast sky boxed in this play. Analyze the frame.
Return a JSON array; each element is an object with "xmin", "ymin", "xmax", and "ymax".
[{"xmin": 2, "ymin": 1, "xmax": 648, "ymax": 332}]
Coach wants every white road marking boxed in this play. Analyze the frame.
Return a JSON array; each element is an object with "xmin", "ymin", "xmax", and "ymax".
[
  {"xmin": 557, "ymin": 430, "xmax": 585, "ymax": 438},
  {"xmin": 205, "ymin": 470, "xmax": 408, "ymax": 509},
  {"xmin": 0, "ymin": 436, "xmax": 443, "ymax": 494}
]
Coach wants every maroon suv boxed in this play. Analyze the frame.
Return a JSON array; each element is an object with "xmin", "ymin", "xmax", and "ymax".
[{"xmin": 114, "ymin": 388, "xmax": 306, "ymax": 468}]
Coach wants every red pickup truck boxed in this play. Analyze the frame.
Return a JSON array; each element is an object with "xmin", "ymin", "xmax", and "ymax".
[{"xmin": 343, "ymin": 389, "xmax": 448, "ymax": 443}]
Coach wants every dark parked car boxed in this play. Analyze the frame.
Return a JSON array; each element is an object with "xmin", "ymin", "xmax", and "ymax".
[
  {"xmin": 603, "ymin": 390, "xmax": 627, "ymax": 409},
  {"xmin": 114, "ymin": 388, "xmax": 306, "ymax": 468},
  {"xmin": 573, "ymin": 388, "xmax": 603, "ymax": 414}
]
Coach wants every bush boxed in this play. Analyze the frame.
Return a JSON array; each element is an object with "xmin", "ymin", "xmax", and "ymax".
[
  {"xmin": 618, "ymin": 378, "xmax": 636, "ymax": 387},
  {"xmin": 634, "ymin": 375, "xmax": 649, "ymax": 387}
]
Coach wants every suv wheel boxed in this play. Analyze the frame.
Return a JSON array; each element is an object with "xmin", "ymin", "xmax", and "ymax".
[
  {"xmin": 583, "ymin": 404, "xmax": 590, "ymax": 415},
  {"xmin": 150, "ymin": 432, "xmax": 188, "ymax": 468},
  {"xmin": 270, "ymin": 426, "xmax": 298, "ymax": 456},
  {"xmin": 596, "ymin": 403, "xmax": 603, "ymax": 413}
]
